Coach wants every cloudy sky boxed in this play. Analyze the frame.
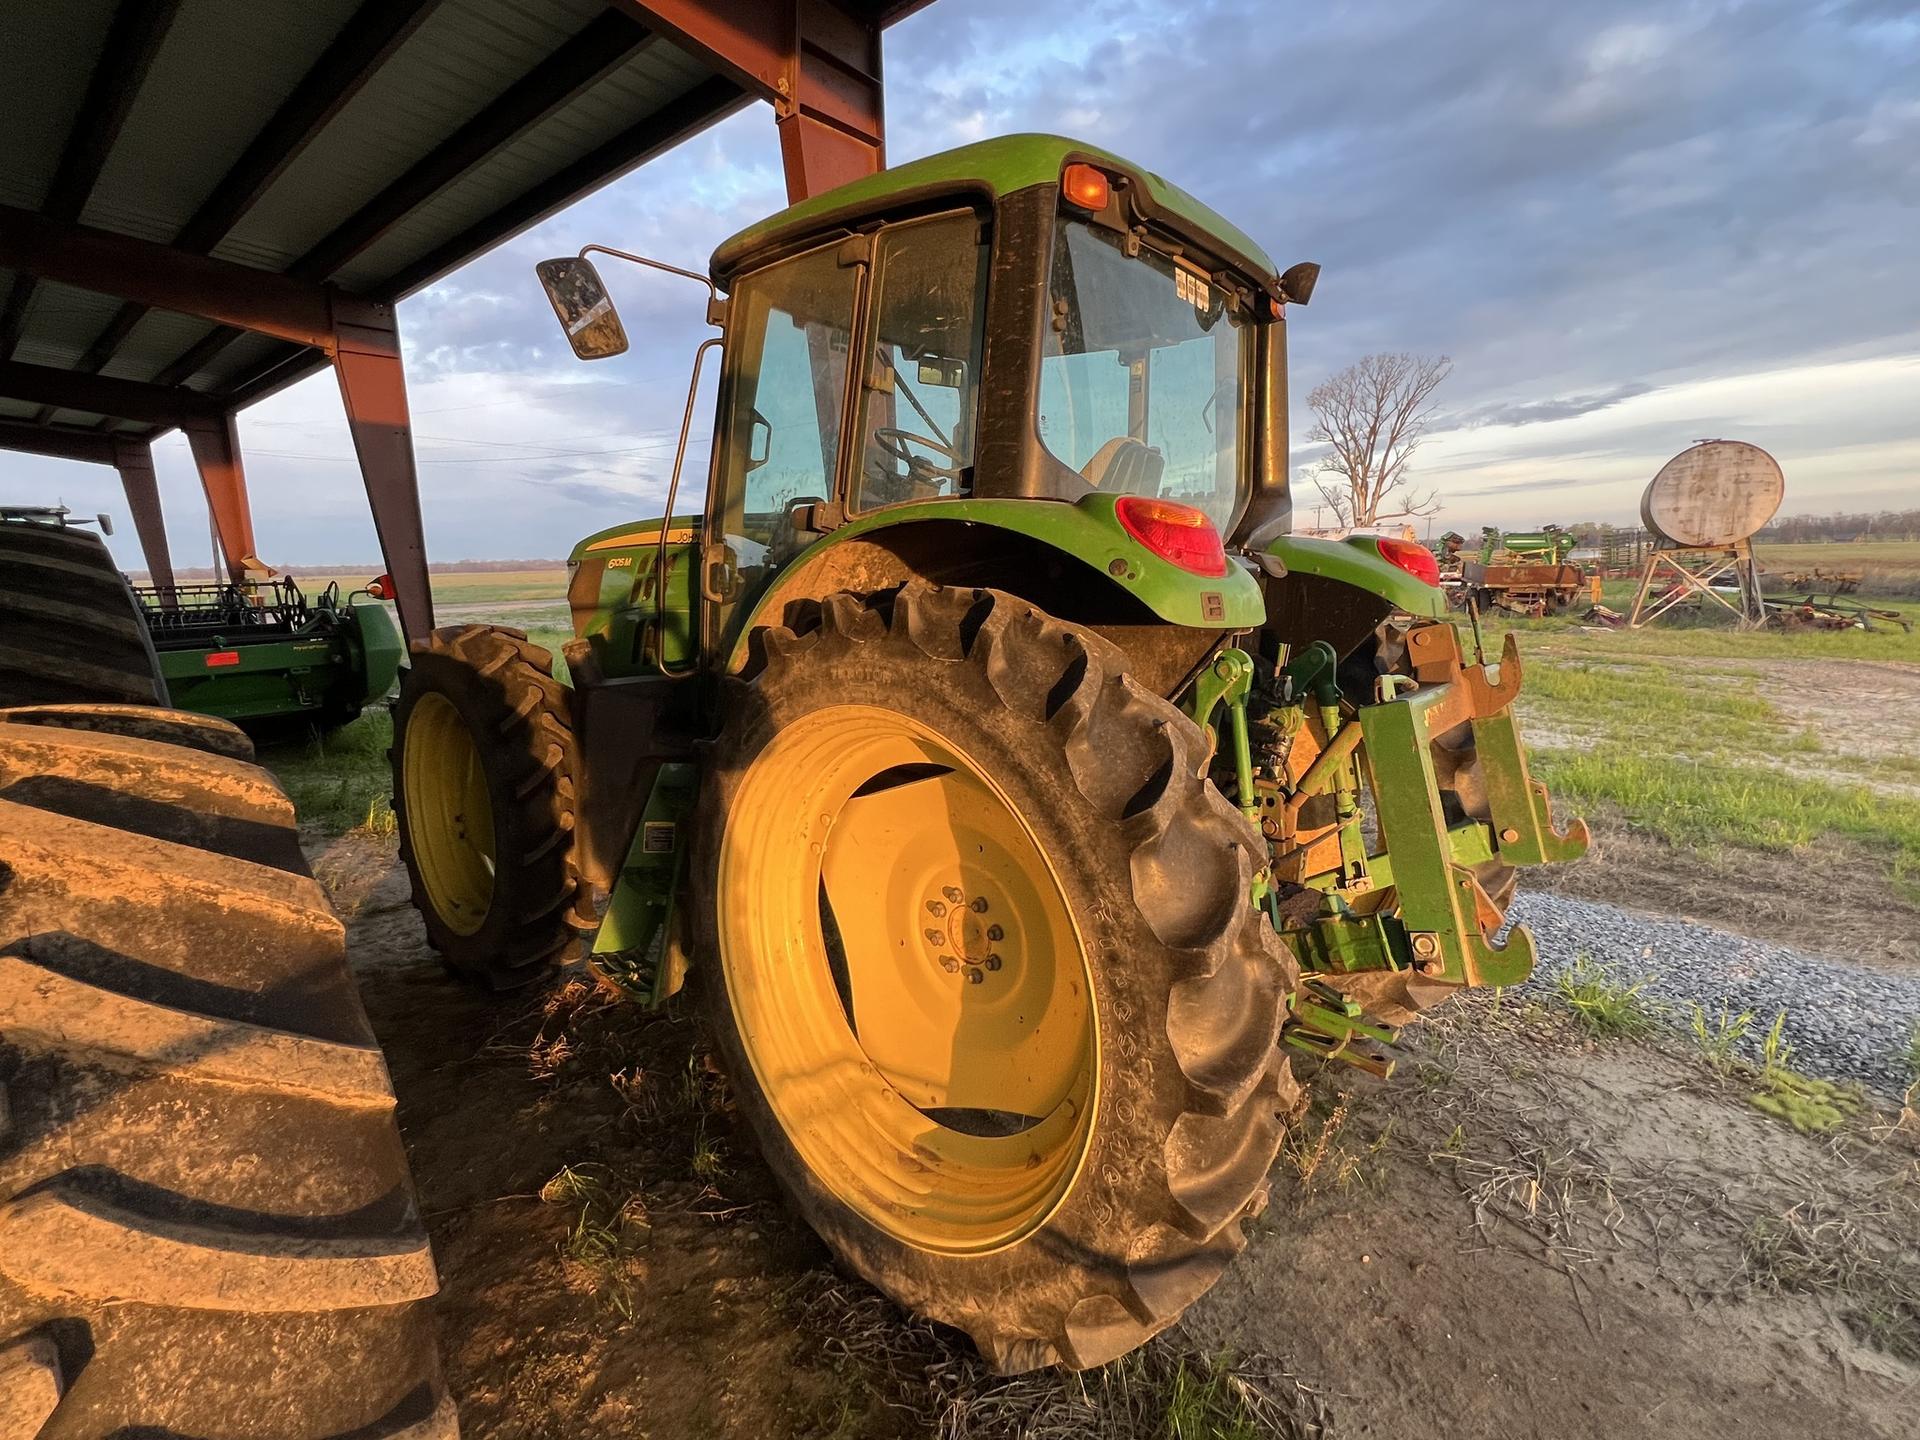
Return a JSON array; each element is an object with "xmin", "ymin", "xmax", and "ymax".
[{"xmin": 26, "ymin": 0, "xmax": 1920, "ymax": 570}]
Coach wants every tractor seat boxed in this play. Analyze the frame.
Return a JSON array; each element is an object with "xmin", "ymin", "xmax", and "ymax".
[{"xmin": 1080, "ymin": 437, "xmax": 1166, "ymax": 496}]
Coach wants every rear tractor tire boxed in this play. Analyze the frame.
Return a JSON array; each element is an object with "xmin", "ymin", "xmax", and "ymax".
[
  {"xmin": 391, "ymin": 625, "xmax": 584, "ymax": 989},
  {"xmin": 0, "ymin": 706, "xmax": 452, "ymax": 1436},
  {"xmin": 693, "ymin": 583, "xmax": 1299, "ymax": 1372}
]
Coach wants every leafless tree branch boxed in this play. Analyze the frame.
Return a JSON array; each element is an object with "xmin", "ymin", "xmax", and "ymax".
[{"xmin": 1306, "ymin": 352, "xmax": 1452, "ymax": 528}]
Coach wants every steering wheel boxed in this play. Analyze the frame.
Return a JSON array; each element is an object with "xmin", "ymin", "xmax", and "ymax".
[{"xmin": 872, "ymin": 426, "xmax": 965, "ymax": 485}]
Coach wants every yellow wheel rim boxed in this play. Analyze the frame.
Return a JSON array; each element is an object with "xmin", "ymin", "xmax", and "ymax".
[
  {"xmin": 718, "ymin": 704, "xmax": 1097, "ymax": 1255},
  {"xmin": 403, "ymin": 691, "xmax": 496, "ymax": 936}
]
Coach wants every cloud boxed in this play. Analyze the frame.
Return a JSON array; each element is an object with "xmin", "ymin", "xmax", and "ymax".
[
  {"xmin": 20, "ymin": 0, "xmax": 1914, "ymax": 569},
  {"xmin": 1448, "ymin": 475, "xmax": 1598, "ymax": 498},
  {"xmin": 1447, "ymin": 383, "xmax": 1655, "ymax": 430}
]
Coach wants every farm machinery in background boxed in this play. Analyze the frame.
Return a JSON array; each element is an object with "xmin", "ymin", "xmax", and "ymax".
[
  {"xmin": 388, "ymin": 135, "xmax": 1589, "ymax": 1373},
  {"xmin": 2, "ymin": 503, "xmax": 401, "ymax": 730},
  {"xmin": 1439, "ymin": 524, "xmax": 1593, "ymax": 615},
  {"xmin": 133, "ymin": 572, "xmax": 401, "ymax": 731}
]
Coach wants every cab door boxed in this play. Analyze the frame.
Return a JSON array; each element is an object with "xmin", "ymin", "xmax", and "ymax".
[{"xmin": 701, "ymin": 240, "xmax": 862, "ymax": 656}]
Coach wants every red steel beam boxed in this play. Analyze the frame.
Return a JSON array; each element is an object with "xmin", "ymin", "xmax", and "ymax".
[
  {"xmin": 0, "ymin": 0, "xmax": 184, "ymax": 361},
  {"xmin": 0, "ymin": 205, "xmax": 337, "ymax": 349},
  {"xmin": 0, "ymin": 419, "xmax": 122, "ymax": 466},
  {"xmin": 0, "ymin": 359, "xmax": 219, "ymax": 428},
  {"xmin": 183, "ymin": 413, "xmax": 262, "ymax": 582},
  {"xmin": 610, "ymin": 0, "xmax": 886, "ymax": 200},
  {"xmin": 331, "ymin": 297, "xmax": 433, "ymax": 638},
  {"xmin": 112, "ymin": 436, "xmax": 175, "ymax": 599}
]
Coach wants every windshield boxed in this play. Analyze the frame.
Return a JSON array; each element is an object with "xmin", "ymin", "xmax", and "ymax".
[{"xmin": 1038, "ymin": 216, "xmax": 1249, "ymax": 531}]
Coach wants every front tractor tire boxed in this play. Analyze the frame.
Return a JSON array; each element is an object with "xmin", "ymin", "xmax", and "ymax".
[
  {"xmin": 391, "ymin": 625, "xmax": 583, "ymax": 989},
  {"xmin": 694, "ymin": 583, "xmax": 1299, "ymax": 1371}
]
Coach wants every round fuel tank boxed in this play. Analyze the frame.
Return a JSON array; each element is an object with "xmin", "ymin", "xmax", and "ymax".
[{"xmin": 1640, "ymin": 440, "xmax": 1784, "ymax": 547}]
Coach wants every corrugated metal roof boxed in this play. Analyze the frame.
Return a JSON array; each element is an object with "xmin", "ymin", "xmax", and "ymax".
[{"xmin": 0, "ymin": 0, "xmax": 925, "ymax": 454}]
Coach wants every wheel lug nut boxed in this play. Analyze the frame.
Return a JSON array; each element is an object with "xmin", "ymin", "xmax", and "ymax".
[
  {"xmin": 986, "ymin": 924, "xmax": 1004, "ymax": 942},
  {"xmin": 926, "ymin": 900, "xmax": 947, "ymax": 917},
  {"xmin": 984, "ymin": 954, "xmax": 1001, "ymax": 971},
  {"xmin": 943, "ymin": 886, "xmax": 964, "ymax": 904},
  {"xmin": 924, "ymin": 928, "xmax": 946, "ymax": 946},
  {"xmin": 970, "ymin": 897, "xmax": 989, "ymax": 913},
  {"xmin": 965, "ymin": 968, "xmax": 984, "ymax": 984},
  {"xmin": 939, "ymin": 956, "xmax": 959, "ymax": 973}
]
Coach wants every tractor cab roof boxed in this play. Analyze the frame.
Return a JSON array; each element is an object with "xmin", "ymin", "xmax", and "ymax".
[{"xmin": 710, "ymin": 133, "xmax": 1280, "ymax": 291}]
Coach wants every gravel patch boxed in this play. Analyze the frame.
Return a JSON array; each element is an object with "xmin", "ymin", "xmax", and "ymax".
[{"xmin": 1510, "ymin": 891, "xmax": 1920, "ymax": 1100}]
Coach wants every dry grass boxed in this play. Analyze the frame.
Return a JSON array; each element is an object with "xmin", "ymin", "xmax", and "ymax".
[
  {"xmin": 786, "ymin": 1273, "xmax": 1331, "ymax": 1440},
  {"xmin": 1741, "ymin": 1199, "xmax": 1920, "ymax": 1361}
]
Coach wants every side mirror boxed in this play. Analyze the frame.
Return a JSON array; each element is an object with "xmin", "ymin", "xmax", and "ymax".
[
  {"xmin": 1278, "ymin": 260, "xmax": 1320, "ymax": 306},
  {"xmin": 96, "ymin": 513, "xmax": 114, "ymax": 535},
  {"xmin": 536, "ymin": 256, "xmax": 629, "ymax": 360}
]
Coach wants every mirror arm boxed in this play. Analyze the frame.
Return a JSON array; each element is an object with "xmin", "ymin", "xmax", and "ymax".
[
  {"xmin": 649, "ymin": 336, "xmax": 723, "ymax": 679},
  {"xmin": 580, "ymin": 244, "xmax": 724, "ymax": 322}
]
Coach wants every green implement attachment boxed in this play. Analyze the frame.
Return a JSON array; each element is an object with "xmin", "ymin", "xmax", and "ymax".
[{"xmin": 138, "ymin": 577, "xmax": 402, "ymax": 730}]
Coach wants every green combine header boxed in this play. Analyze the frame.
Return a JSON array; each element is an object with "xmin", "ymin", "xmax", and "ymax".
[{"xmin": 135, "ymin": 575, "xmax": 402, "ymax": 730}]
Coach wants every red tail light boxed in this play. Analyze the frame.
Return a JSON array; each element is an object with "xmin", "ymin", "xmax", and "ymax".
[
  {"xmin": 205, "ymin": 650, "xmax": 241, "ymax": 668},
  {"xmin": 1115, "ymin": 496, "xmax": 1228, "ymax": 577},
  {"xmin": 1376, "ymin": 537, "xmax": 1440, "ymax": 586},
  {"xmin": 366, "ymin": 572, "xmax": 394, "ymax": 600}
]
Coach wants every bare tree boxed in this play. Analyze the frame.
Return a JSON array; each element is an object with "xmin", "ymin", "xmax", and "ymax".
[{"xmin": 1305, "ymin": 352, "xmax": 1453, "ymax": 528}]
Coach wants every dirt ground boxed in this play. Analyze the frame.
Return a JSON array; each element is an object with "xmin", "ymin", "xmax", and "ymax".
[
  {"xmin": 1191, "ymin": 999, "xmax": 1920, "ymax": 1440},
  {"xmin": 310, "ymin": 834, "xmax": 1920, "ymax": 1440}
]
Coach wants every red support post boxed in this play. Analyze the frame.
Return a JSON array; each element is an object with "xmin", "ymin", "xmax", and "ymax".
[
  {"xmin": 331, "ymin": 296, "xmax": 434, "ymax": 640},
  {"xmin": 110, "ymin": 436, "xmax": 175, "ymax": 600},
  {"xmin": 183, "ymin": 412, "xmax": 262, "ymax": 582},
  {"xmin": 611, "ymin": 0, "xmax": 886, "ymax": 202}
]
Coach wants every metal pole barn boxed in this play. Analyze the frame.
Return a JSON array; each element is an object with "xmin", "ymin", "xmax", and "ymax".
[{"xmin": 0, "ymin": 0, "xmax": 919, "ymax": 641}]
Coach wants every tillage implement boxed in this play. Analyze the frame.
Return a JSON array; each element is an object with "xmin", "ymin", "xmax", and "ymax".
[{"xmin": 390, "ymin": 135, "xmax": 1588, "ymax": 1370}]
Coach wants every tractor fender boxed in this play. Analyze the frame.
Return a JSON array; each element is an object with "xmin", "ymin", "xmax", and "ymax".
[
  {"xmin": 1257, "ymin": 533, "xmax": 1447, "ymax": 666},
  {"xmin": 1261, "ymin": 533, "xmax": 1448, "ymax": 619},
  {"xmin": 727, "ymin": 494, "xmax": 1265, "ymax": 674}
]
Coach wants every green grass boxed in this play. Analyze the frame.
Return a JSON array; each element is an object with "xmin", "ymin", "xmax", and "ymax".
[
  {"xmin": 1689, "ymin": 1002, "xmax": 1755, "ymax": 1074},
  {"xmin": 1492, "ymin": 586, "xmax": 1920, "ymax": 663},
  {"xmin": 1477, "ymin": 594, "xmax": 1920, "ymax": 900},
  {"xmin": 1157, "ymin": 1353, "xmax": 1264, "ymax": 1440},
  {"xmin": 1748, "ymin": 1011, "xmax": 1864, "ymax": 1133},
  {"xmin": 1532, "ymin": 748, "xmax": 1920, "ymax": 892},
  {"xmin": 1554, "ymin": 955, "xmax": 1661, "ymax": 1037},
  {"xmin": 262, "ymin": 711, "xmax": 393, "ymax": 836},
  {"xmin": 539, "ymin": 1163, "xmax": 650, "ymax": 1318}
]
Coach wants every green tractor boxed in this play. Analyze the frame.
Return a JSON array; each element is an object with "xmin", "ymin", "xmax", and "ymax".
[{"xmin": 390, "ymin": 134, "xmax": 1587, "ymax": 1370}]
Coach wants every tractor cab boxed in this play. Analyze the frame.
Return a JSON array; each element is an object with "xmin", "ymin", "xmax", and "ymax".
[{"xmin": 542, "ymin": 136, "xmax": 1311, "ymax": 681}]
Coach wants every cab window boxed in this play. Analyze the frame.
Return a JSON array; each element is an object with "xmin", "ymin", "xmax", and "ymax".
[
  {"xmin": 709, "ymin": 243, "xmax": 857, "ymax": 642},
  {"xmin": 852, "ymin": 211, "xmax": 989, "ymax": 511}
]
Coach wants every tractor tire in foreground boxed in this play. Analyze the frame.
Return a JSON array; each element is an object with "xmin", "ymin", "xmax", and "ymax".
[
  {"xmin": 694, "ymin": 583, "xmax": 1299, "ymax": 1372},
  {"xmin": 0, "ymin": 521, "xmax": 164, "ymax": 709},
  {"xmin": 391, "ymin": 625, "xmax": 583, "ymax": 989},
  {"xmin": 0, "ymin": 708, "xmax": 453, "ymax": 1437}
]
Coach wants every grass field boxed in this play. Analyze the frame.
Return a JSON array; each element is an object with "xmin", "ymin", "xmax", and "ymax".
[
  {"xmin": 1755, "ymin": 539, "xmax": 1920, "ymax": 597},
  {"xmin": 315, "ymin": 567, "xmax": 570, "ymax": 607},
  {"xmin": 1482, "ymin": 590, "xmax": 1920, "ymax": 903}
]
